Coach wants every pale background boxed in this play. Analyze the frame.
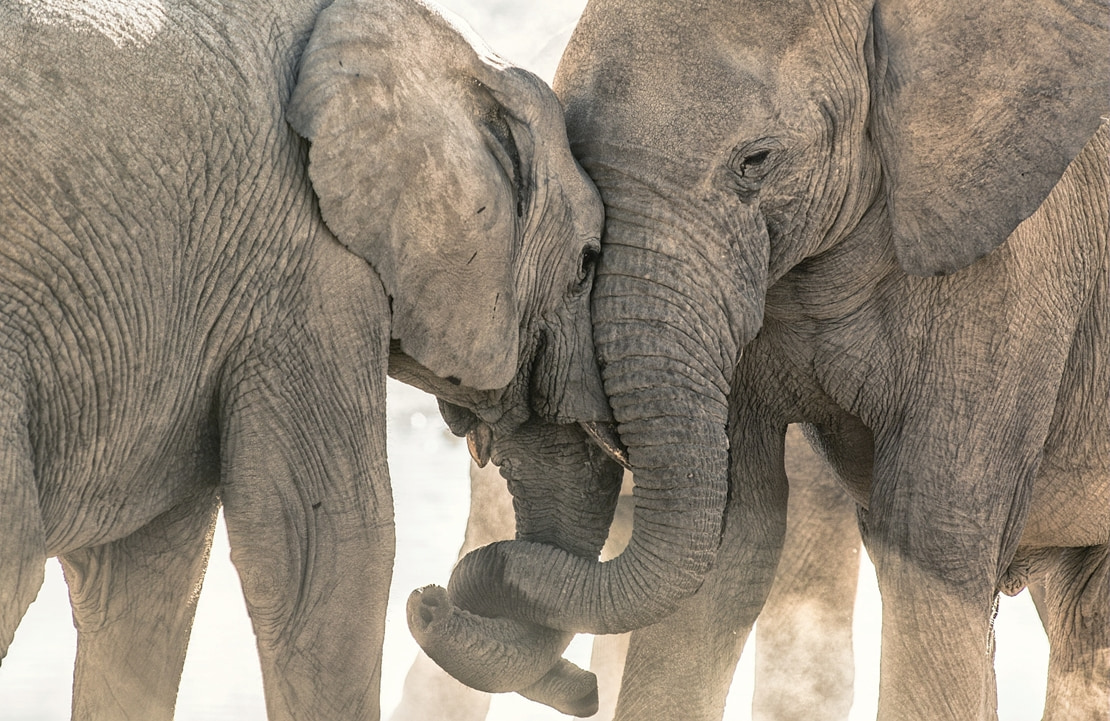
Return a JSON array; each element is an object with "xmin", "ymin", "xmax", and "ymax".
[{"xmin": 0, "ymin": 2, "xmax": 1049, "ymax": 719}]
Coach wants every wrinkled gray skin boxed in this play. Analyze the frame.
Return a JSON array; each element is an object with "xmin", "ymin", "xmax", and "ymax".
[
  {"xmin": 397, "ymin": 426, "xmax": 859, "ymax": 721},
  {"xmin": 0, "ymin": 0, "xmax": 609, "ymax": 719},
  {"xmin": 414, "ymin": 1, "xmax": 1109, "ymax": 719}
]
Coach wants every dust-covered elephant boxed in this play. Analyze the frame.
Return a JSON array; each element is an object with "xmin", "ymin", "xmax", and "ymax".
[
  {"xmin": 0, "ymin": 0, "xmax": 609, "ymax": 719},
  {"xmin": 408, "ymin": 0, "xmax": 1109, "ymax": 719}
]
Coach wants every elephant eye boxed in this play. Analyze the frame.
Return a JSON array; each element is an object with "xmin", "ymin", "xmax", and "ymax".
[
  {"xmin": 575, "ymin": 243, "xmax": 600, "ymax": 290},
  {"xmin": 737, "ymin": 150, "xmax": 771, "ymax": 176},
  {"xmin": 726, "ymin": 139, "xmax": 781, "ymax": 198}
]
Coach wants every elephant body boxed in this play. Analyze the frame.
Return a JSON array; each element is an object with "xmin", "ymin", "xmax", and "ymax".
[
  {"xmin": 716, "ymin": 117, "xmax": 1109, "ymax": 720},
  {"xmin": 414, "ymin": 1, "xmax": 1108, "ymax": 719},
  {"xmin": 0, "ymin": 1, "xmax": 607, "ymax": 719}
]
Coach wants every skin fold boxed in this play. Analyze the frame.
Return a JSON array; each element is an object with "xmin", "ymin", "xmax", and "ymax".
[
  {"xmin": 417, "ymin": 1, "xmax": 1109, "ymax": 720},
  {"xmin": 0, "ymin": 1, "xmax": 609, "ymax": 719}
]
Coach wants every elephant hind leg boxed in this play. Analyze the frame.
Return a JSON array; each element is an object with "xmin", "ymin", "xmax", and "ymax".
[
  {"xmin": 753, "ymin": 426, "xmax": 860, "ymax": 721},
  {"xmin": 0, "ymin": 396, "xmax": 46, "ymax": 661},
  {"xmin": 60, "ymin": 489, "xmax": 220, "ymax": 721},
  {"xmin": 1041, "ymin": 544, "xmax": 1109, "ymax": 721}
]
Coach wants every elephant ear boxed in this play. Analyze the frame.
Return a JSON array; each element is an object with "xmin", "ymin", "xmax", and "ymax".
[
  {"xmin": 288, "ymin": 0, "xmax": 526, "ymax": 389},
  {"xmin": 870, "ymin": 0, "xmax": 1109, "ymax": 276}
]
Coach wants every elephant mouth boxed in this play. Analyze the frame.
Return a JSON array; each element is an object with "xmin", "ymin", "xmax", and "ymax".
[
  {"xmin": 438, "ymin": 387, "xmax": 630, "ymax": 471},
  {"xmin": 463, "ymin": 419, "xmax": 629, "ymax": 472},
  {"xmin": 579, "ymin": 420, "xmax": 631, "ymax": 470}
]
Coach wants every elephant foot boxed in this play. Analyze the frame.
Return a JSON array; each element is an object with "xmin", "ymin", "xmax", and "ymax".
[{"xmin": 406, "ymin": 585, "xmax": 598, "ymax": 717}]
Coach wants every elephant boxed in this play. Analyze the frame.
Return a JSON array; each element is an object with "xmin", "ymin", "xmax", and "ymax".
[
  {"xmin": 0, "ymin": 0, "xmax": 611, "ymax": 718},
  {"xmin": 395, "ymin": 425, "xmax": 860, "ymax": 721},
  {"xmin": 407, "ymin": 0, "xmax": 1109, "ymax": 719}
]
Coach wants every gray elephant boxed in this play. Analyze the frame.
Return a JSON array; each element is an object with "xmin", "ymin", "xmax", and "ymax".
[
  {"xmin": 395, "ymin": 425, "xmax": 859, "ymax": 721},
  {"xmin": 0, "ymin": 0, "xmax": 610, "ymax": 719},
  {"xmin": 409, "ymin": 0, "xmax": 1109, "ymax": 719}
]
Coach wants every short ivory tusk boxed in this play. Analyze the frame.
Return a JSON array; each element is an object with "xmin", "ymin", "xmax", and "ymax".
[
  {"xmin": 466, "ymin": 423, "xmax": 493, "ymax": 467},
  {"xmin": 580, "ymin": 420, "xmax": 631, "ymax": 470}
]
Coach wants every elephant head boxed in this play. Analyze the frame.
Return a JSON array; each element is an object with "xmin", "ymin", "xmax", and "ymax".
[
  {"xmin": 410, "ymin": 0, "xmax": 1108, "ymax": 707},
  {"xmin": 288, "ymin": 0, "xmax": 609, "ymax": 434}
]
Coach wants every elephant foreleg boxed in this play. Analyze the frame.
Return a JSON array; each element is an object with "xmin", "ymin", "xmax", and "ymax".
[
  {"xmin": 1041, "ymin": 543, "xmax": 1109, "ymax": 721},
  {"xmin": 60, "ymin": 491, "xmax": 220, "ymax": 721},
  {"xmin": 864, "ymin": 425, "xmax": 1043, "ymax": 721},
  {"xmin": 219, "ymin": 243, "xmax": 394, "ymax": 721}
]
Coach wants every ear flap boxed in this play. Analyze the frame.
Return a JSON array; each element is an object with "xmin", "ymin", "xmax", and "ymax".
[
  {"xmin": 870, "ymin": 0, "xmax": 1108, "ymax": 276},
  {"xmin": 288, "ymin": 0, "xmax": 523, "ymax": 390}
]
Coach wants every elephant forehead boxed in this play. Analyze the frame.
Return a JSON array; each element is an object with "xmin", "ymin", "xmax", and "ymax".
[{"xmin": 563, "ymin": 12, "xmax": 858, "ymax": 168}]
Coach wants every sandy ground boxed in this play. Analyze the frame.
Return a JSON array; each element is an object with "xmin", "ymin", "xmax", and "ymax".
[{"xmin": 0, "ymin": 2, "xmax": 1050, "ymax": 719}]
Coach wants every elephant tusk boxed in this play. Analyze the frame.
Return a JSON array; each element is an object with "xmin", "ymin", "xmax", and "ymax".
[
  {"xmin": 466, "ymin": 423, "xmax": 493, "ymax": 467},
  {"xmin": 579, "ymin": 421, "xmax": 631, "ymax": 471}
]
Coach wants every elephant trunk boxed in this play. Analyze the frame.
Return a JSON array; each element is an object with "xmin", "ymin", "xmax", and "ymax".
[
  {"xmin": 406, "ymin": 585, "xmax": 598, "ymax": 717},
  {"xmin": 409, "ymin": 419, "xmax": 623, "ymax": 714},
  {"xmin": 447, "ymin": 208, "xmax": 742, "ymax": 635}
]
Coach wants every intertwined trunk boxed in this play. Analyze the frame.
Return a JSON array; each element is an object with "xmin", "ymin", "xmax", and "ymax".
[{"xmin": 449, "ymin": 163, "xmax": 764, "ymax": 634}]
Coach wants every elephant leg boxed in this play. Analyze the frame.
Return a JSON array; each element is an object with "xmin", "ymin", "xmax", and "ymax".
[
  {"xmin": 613, "ymin": 419, "xmax": 789, "ymax": 721},
  {"xmin": 219, "ymin": 245, "xmax": 393, "ymax": 721},
  {"xmin": 59, "ymin": 491, "xmax": 220, "ymax": 721},
  {"xmin": 863, "ymin": 421, "xmax": 1044, "ymax": 721},
  {"xmin": 1041, "ymin": 544, "xmax": 1109, "ymax": 720},
  {"xmin": 752, "ymin": 425, "xmax": 860, "ymax": 721},
  {"xmin": 0, "ymin": 395, "xmax": 46, "ymax": 661},
  {"xmin": 390, "ymin": 461, "xmax": 512, "ymax": 721},
  {"xmin": 220, "ymin": 360, "xmax": 392, "ymax": 720}
]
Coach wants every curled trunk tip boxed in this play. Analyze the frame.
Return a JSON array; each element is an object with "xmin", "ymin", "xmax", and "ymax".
[{"xmin": 406, "ymin": 584, "xmax": 597, "ymax": 715}]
